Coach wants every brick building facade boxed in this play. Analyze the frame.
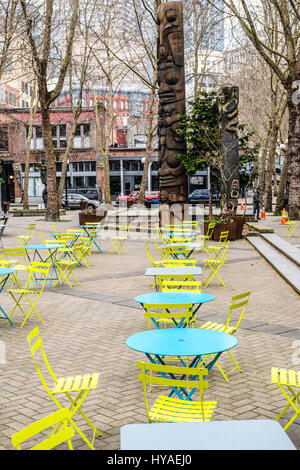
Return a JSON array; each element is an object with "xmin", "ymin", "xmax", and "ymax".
[{"xmin": 0, "ymin": 103, "xmax": 158, "ymax": 202}]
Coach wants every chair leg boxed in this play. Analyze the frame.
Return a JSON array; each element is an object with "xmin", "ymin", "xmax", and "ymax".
[
  {"xmin": 275, "ymin": 385, "xmax": 300, "ymax": 430},
  {"xmin": 21, "ymin": 294, "xmax": 44, "ymax": 327}
]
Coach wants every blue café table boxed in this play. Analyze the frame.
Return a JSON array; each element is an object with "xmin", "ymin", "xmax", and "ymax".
[
  {"xmin": 145, "ymin": 266, "xmax": 202, "ymax": 291},
  {"xmin": 0, "ymin": 267, "xmax": 15, "ymax": 326},
  {"xmin": 24, "ymin": 244, "xmax": 63, "ymax": 286},
  {"xmin": 120, "ymin": 420, "xmax": 296, "ymax": 450},
  {"xmin": 161, "ymin": 242, "xmax": 204, "ymax": 259},
  {"xmin": 163, "ymin": 231, "xmax": 199, "ymax": 239},
  {"xmin": 135, "ymin": 291, "xmax": 214, "ymax": 327},
  {"xmin": 80, "ymin": 224, "xmax": 105, "ymax": 253},
  {"xmin": 126, "ymin": 328, "xmax": 237, "ymax": 399}
]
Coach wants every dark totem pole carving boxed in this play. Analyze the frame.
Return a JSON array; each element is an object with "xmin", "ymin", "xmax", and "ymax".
[
  {"xmin": 157, "ymin": 1, "xmax": 188, "ymax": 204},
  {"xmin": 219, "ymin": 86, "xmax": 240, "ymax": 206}
]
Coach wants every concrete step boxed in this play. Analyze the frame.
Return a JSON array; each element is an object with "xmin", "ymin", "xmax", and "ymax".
[
  {"xmin": 261, "ymin": 233, "xmax": 300, "ymax": 266},
  {"xmin": 246, "ymin": 236, "xmax": 300, "ymax": 295}
]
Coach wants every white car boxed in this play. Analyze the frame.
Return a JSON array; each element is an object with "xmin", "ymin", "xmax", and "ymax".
[{"xmin": 62, "ymin": 194, "xmax": 100, "ymax": 210}]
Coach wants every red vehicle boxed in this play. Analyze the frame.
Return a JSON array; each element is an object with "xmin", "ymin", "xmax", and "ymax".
[
  {"xmin": 116, "ymin": 191, "xmax": 140, "ymax": 205},
  {"xmin": 144, "ymin": 191, "xmax": 160, "ymax": 208}
]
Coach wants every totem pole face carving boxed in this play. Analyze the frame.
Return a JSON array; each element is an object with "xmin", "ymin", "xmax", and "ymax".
[
  {"xmin": 219, "ymin": 86, "xmax": 240, "ymax": 201},
  {"xmin": 219, "ymin": 86, "xmax": 239, "ymax": 133},
  {"xmin": 157, "ymin": 1, "xmax": 187, "ymax": 204}
]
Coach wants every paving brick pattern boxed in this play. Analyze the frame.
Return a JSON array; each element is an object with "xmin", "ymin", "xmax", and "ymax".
[{"xmin": 0, "ymin": 212, "xmax": 299, "ymax": 450}]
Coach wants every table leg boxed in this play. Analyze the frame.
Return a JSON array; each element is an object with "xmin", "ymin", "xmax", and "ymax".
[{"xmin": 0, "ymin": 274, "xmax": 14, "ymax": 326}]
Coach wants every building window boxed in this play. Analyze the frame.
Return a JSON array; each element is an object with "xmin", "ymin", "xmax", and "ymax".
[
  {"xmin": 73, "ymin": 123, "xmax": 91, "ymax": 149},
  {"xmin": 0, "ymin": 88, "xmax": 5, "ymax": 103},
  {"xmin": 51, "ymin": 124, "xmax": 67, "ymax": 149},
  {"xmin": 87, "ymin": 176, "xmax": 96, "ymax": 186},
  {"xmin": 109, "ymin": 160, "xmax": 120, "ymax": 171},
  {"xmin": 0, "ymin": 127, "xmax": 8, "ymax": 150}
]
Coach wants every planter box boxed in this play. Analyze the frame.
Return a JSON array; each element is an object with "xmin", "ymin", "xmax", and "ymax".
[
  {"xmin": 213, "ymin": 220, "xmax": 238, "ymax": 241},
  {"xmin": 204, "ymin": 215, "xmax": 245, "ymax": 241},
  {"xmin": 79, "ymin": 214, "xmax": 103, "ymax": 225},
  {"xmin": 233, "ymin": 215, "xmax": 245, "ymax": 240}
]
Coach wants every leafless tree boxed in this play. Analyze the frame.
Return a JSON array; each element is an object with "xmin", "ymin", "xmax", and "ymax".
[
  {"xmin": 20, "ymin": 0, "xmax": 79, "ymax": 221},
  {"xmin": 218, "ymin": 0, "xmax": 300, "ymax": 218}
]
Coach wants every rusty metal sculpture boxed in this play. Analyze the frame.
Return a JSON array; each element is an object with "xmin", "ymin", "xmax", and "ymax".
[
  {"xmin": 219, "ymin": 86, "xmax": 240, "ymax": 204},
  {"xmin": 157, "ymin": 1, "xmax": 188, "ymax": 204}
]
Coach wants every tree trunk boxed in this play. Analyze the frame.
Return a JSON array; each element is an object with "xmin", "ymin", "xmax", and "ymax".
[
  {"xmin": 258, "ymin": 130, "xmax": 270, "ymax": 192},
  {"xmin": 287, "ymin": 94, "xmax": 300, "ymax": 219},
  {"xmin": 57, "ymin": 120, "xmax": 77, "ymax": 207},
  {"xmin": 273, "ymin": 162, "xmax": 278, "ymax": 197},
  {"xmin": 23, "ymin": 81, "xmax": 37, "ymax": 210},
  {"xmin": 41, "ymin": 105, "xmax": 59, "ymax": 221},
  {"xmin": 138, "ymin": 83, "xmax": 156, "ymax": 205},
  {"xmin": 264, "ymin": 123, "xmax": 279, "ymax": 212},
  {"xmin": 274, "ymin": 150, "xmax": 289, "ymax": 215}
]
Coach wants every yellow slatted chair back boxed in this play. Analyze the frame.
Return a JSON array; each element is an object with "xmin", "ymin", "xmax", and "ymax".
[
  {"xmin": 145, "ymin": 242, "xmax": 157, "ymax": 266},
  {"xmin": 3, "ymin": 247, "xmax": 28, "ymax": 265},
  {"xmin": 143, "ymin": 302, "xmax": 194, "ymax": 328},
  {"xmin": 156, "ymin": 274, "xmax": 195, "ymax": 290},
  {"xmin": 11, "ymin": 408, "xmax": 74, "ymax": 450},
  {"xmin": 161, "ymin": 258, "xmax": 197, "ymax": 267},
  {"xmin": 204, "ymin": 221, "xmax": 215, "ymax": 240},
  {"xmin": 224, "ymin": 291, "xmax": 251, "ymax": 334},
  {"xmin": 27, "ymin": 261, "xmax": 50, "ymax": 292},
  {"xmin": 161, "ymin": 280, "xmax": 202, "ymax": 292},
  {"xmin": 27, "ymin": 327, "xmax": 60, "ymax": 405},
  {"xmin": 164, "ymin": 225, "xmax": 193, "ymax": 233},
  {"xmin": 217, "ymin": 242, "xmax": 230, "ymax": 265},
  {"xmin": 168, "ymin": 237, "xmax": 192, "ymax": 244},
  {"xmin": 152, "ymin": 238, "xmax": 166, "ymax": 259},
  {"xmin": 137, "ymin": 361, "xmax": 209, "ymax": 421},
  {"xmin": 18, "ymin": 224, "xmax": 36, "ymax": 245},
  {"xmin": 39, "ymin": 230, "xmax": 63, "ymax": 246}
]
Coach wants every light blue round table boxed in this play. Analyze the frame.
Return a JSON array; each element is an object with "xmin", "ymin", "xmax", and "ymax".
[
  {"xmin": 0, "ymin": 267, "xmax": 15, "ymax": 326},
  {"xmin": 127, "ymin": 328, "xmax": 237, "ymax": 357},
  {"xmin": 24, "ymin": 244, "xmax": 63, "ymax": 286},
  {"xmin": 135, "ymin": 291, "xmax": 214, "ymax": 306},
  {"xmin": 135, "ymin": 292, "xmax": 214, "ymax": 328},
  {"xmin": 127, "ymin": 328, "xmax": 237, "ymax": 399}
]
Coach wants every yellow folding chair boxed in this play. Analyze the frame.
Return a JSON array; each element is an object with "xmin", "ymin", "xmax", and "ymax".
[
  {"xmin": 271, "ymin": 367, "xmax": 300, "ymax": 430},
  {"xmin": 7, "ymin": 262, "xmax": 50, "ymax": 328},
  {"xmin": 52, "ymin": 246, "xmax": 81, "ymax": 288},
  {"xmin": 17, "ymin": 224, "xmax": 36, "ymax": 246},
  {"xmin": 161, "ymin": 280, "xmax": 202, "ymax": 293},
  {"xmin": 202, "ymin": 241, "xmax": 230, "ymax": 287},
  {"xmin": 137, "ymin": 361, "xmax": 217, "ymax": 423},
  {"xmin": 109, "ymin": 224, "xmax": 130, "ymax": 254},
  {"xmin": 143, "ymin": 302, "xmax": 194, "ymax": 328},
  {"xmin": 195, "ymin": 221, "xmax": 215, "ymax": 244},
  {"xmin": 199, "ymin": 291, "xmax": 251, "ymax": 381},
  {"xmin": 282, "ymin": 211, "xmax": 300, "ymax": 238},
  {"xmin": 11, "ymin": 408, "xmax": 74, "ymax": 450},
  {"xmin": 203, "ymin": 231, "xmax": 229, "ymax": 267},
  {"xmin": 155, "ymin": 273, "xmax": 197, "ymax": 291},
  {"xmin": 145, "ymin": 242, "xmax": 197, "ymax": 267},
  {"xmin": 2, "ymin": 247, "xmax": 31, "ymax": 287},
  {"xmin": 27, "ymin": 327, "xmax": 101, "ymax": 450}
]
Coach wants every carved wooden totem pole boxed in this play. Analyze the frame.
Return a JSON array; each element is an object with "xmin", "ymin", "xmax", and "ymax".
[
  {"xmin": 157, "ymin": 1, "xmax": 188, "ymax": 206},
  {"xmin": 219, "ymin": 86, "xmax": 240, "ymax": 209}
]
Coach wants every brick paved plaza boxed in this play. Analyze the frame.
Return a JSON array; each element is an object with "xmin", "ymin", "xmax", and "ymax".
[{"xmin": 0, "ymin": 211, "xmax": 299, "ymax": 450}]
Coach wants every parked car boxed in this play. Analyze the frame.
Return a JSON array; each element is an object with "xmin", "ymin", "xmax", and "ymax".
[
  {"xmin": 116, "ymin": 191, "xmax": 140, "ymax": 205},
  {"xmin": 62, "ymin": 194, "xmax": 101, "ymax": 210},
  {"xmin": 188, "ymin": 189, "xmax": 220, "ymax": 207},
  {"xmin": 66, "ymin": 187, "xmax": 102, "ymax": 203},
  {"xmin": 144, "ymin": 191, "xmax": 160, "ymax": 208}
]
